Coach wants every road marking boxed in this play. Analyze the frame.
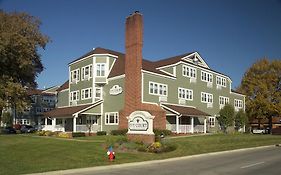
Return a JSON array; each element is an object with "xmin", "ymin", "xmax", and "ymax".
[{"xmin": 240, "ymin": 162, "xmax": 265, "ymax": 169}]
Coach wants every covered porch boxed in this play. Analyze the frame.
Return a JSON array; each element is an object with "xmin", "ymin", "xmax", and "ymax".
[
  {"xmin": 41, "ymin": 101, "xmax": 103, "ymax": 133},
  {"xmin": 161, "ymin": 104, "xmax": 211, "ymax": 134}
]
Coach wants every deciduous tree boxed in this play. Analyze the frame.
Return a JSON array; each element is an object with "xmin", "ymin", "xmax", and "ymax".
[
  {"xmin": 0, "ymin": 10, "xmax": 49, "ymax": 122},
  {"xmin": 234, "ymin": 110, "xmax": 247, "ymax": 131},
  {"xmin": 238, "ymin": 59, "xmax": 281, "ymax": 133},
  {"xmin": 217, "ymin": 104, "xmax": 235, "ymax": 133}
]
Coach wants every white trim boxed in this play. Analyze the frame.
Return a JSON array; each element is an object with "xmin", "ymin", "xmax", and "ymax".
[
  {"xmin": 142, "ymin": 101, "xmax": 159, "ymax": 106},
  {"xmin": 216, "ymin": 76, "xmax": 226, "ymax": 87},
  {"xmin": 178, "ymin": 87, "xmax": 193, "ymax": 101},
  {"xmin": 60, "ymin": 89, "xmax": 69, "ymax": 93},
  {"xmin": 148, "ymin": 81, "xmax": 168, "ymax": 97},
  {"xmin": 108, "ymin": 58, "xmax": 116, "ymax": 77},
  {"xmin": 181, "ymin": 52, "xmax": 210, "ymax": 69},
  {"xmin": 81, "ymin": 64, "xmax": 93, "ymax": 81},
  {"xmin": 156, "ymin": 62, "xmax": 180, "ymax": 70},
  {"xmin": 201, "ymin": 92, "xmax": 213, "ymax": 104},
  {"xmin": 108, "ymin": 74, "xmax": 125, "ymax": 81},
  {"xmin": 92, "ymin": 57, "xmax": 96, "ymax": 103},
  {"xmin": 142, "ymin": 72, "xmax": 144, "ymax": 103},
  {"xmin": 72, "ymin": 100, "xmax": 103, "ymax": 116},
  {"xmin": 230, "ymin": 91, "xmax": 246, "ymax": 97},
  {"xmin": 160, "ymin": 102, "xmax": 196, "ymax": 109},
  {"xmin": 69, "ymin": 53, "xmax": 118, "ymax": 66},
  {"xmin": 142, "ymin": 70, "xmax": 176, "ymax": 80},
  {"xmin": 158, "ymin": 69, "xmax": 176, "ymax": 77},
  {"xmin": 81, "ymin": 88, "xmax": 92, "ymax": 100},
  {"xmin": 209, "ymin": 116, "xmax": 216, "ymax": 127},
  {"xmin": 201, "ymin": 70, "xmax": 213, "ymax": 83},
  {"xmin": 182, "ymin": 65, "xmax": 196, "ymax": 79},
  {"xmin": 81, "ymin": 112, "xmax": 101, "ymax": 115},
  {"xmin": 161, "ymin": 105, "xmax": 180, "ymax": 116}
]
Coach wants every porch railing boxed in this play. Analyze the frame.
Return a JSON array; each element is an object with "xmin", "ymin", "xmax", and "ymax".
[
  {"xmin": 76, "ymin": 125, "xmax": 101, "ymax": 133},
  {"xmin": 166, "ymin": 124, "xmax": 204, "ymax": 133},
  {"xmin": 42, "ymin": 125, "xmax": 65, "ymax": 132}
]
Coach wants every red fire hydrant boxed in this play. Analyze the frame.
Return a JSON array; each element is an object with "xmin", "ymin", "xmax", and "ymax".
[{"xmin": 107, "ymin": 146, "xmax": 115, "ymax": 161}]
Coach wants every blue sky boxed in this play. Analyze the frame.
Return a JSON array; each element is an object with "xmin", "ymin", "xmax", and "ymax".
[{"xmin": 1, "ymin": 0, "xmax": 281, "ymax": 89}]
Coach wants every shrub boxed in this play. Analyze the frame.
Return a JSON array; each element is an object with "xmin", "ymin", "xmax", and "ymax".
[
  {"xmin": 37, "ymin": 130, "xmax": 46, "ymax": 136},
  {"xmin": 97, "ymin": 131, "xmax": 106, "ymax": 136},
  {"xmin": 153, "ymin": 129, "xmax": 172, "ymax": 136},
  {"xmin": 110, "ymin": 129, "xmax": 128, "ymax": 135},
  {"xmin": 147, "ymin": 141, "xmax": 177, "ymax": 153},
  {"xmin": 44, "ymin": 131, "xmax": 54, "ymax": 136},
  {"xmin": 72, "ymin": 132, "xmax": 85, "ymax": 137},
  {"xmin": 58, "ymin": 132, "xmax": 70, "ymax": 138}
]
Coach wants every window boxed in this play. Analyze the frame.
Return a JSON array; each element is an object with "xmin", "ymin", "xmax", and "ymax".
[
  {"xmin": 96, "ymin": 63, "xmax": 105, "ymax": 77},
  {"xmin": 82, "ymin": 65, "xmax": 92, "ymax": 80},
  {"xmin": 95, "ymin": 87, "xmax": 102, "ymax": 100},
  {"xmin": 178, "ymin": 87, "xmax": 193, "ymax": 100},
  {"xmin": 81, "ymin": 88, "xmax": 92, "ymax": 100},
  {"xmin": 216, "ymin": 76, "xmax": 226, "ymax": 87},
  {"xmin": 47, "ymin": 118, "xmax": 52, "ymax": 125},
  {"xmin": 201, "ymin": 71, "xmax": 213, "ymax": 83},
  {"xmin": 86, "ymin": 116, "xmax": 98, "ymax": 125},
  {"xmin": 70, "ymin": 91, "xmax": 79, "ymax": 101},
  {"xmin": 182, "ymin": 65, "xmax": 196, "ymax": 78},
  {"xmin": 219, "ymin": 96, "xmax": 229, "ymax": 105},
  {"xmin": 209, "ymin": 117, "xmax": 215, "ymax": 127},
  {"xmin": 149, "ymin": 82, "xmax": 168, "ymax": 96},
  {"xmin": 56, "ymin": 119, "xmax": 63, "ymax": 125},
  {"xmin": 234, "ymin": 99, "xmax": 243, "ymax": 108},
  {"xmin": 105, "ymin": 112, "xmax": 119, "ymax": 125},
  {"xmin": 70, "ymin": 69, "xmax": 80, "ymax": 83},
  {"xmin": 201, "ymin": 92, "xmax": 213, "ymax": 103}
]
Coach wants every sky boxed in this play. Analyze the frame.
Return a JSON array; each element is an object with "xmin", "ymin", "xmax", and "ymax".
[{"xmin": 1, "ymin": 0, "xmax": 281, "ymax": 90}]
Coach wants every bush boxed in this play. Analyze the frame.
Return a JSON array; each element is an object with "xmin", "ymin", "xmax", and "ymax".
[
  {"xmin": 153, "ymin": 129, "xmax": 172, "ymax": 136},
  {"xmin": 110, "ymin": 129, "xmax": 128, "ymax": 135},
  {"xmin": 58, "ymin": 132, "xmax": 70, "ymax": 138},
  {"xmin": 147, "ymin": 141, "xmax": 177, "ymax": 153},
  {"xmin": 44, "ymin": 131, "xmax": 54, "ymax": 136},
  {"xmin": 37, "ymin": 130, "xmax": 46, "ymax": 136},
  {"xmin": 97, "ymin": 131, "xmax": 106, "ymax": 136},
  {"xmin": 72, "ymin": 132, "xmax": 85, "ymax": 137}
]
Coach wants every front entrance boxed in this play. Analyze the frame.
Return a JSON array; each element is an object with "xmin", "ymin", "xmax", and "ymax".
[{"xmin": 65, "ymin": 118, "xmax": 73, "ymax": 132}]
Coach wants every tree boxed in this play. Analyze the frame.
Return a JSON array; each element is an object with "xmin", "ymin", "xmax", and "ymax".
[
  {"xmin": 238, "ymin": 59, "xmax": 281, "ymax": 133},
  {"xmin": 235, "ymin": 110, "xmax": 247, "ymax": 131},
  {"xmin": 217, "ymin": 104, "xmax": 235, "ymax": 133},
  {"xmin": 2, "ymin": 112, "xmax": 13, "ymax": 127},
  {"xmin": 0, "ymin": 10, "xmax": 49, "ymax": 122}
]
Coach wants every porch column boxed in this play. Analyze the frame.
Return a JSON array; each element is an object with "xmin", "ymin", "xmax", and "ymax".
[
  {"xmin": 176, "ymin": 115, "xmax": 179, "ymax": 134},
  {"xmin": 73, "ymin": 115, "xmax": 77, "ymax": 132},
  {"xmin": 191, "ymin": 117, "xmax": 194, "ymax": 133},
  {"xmin": 204, "ymin": 118, "xmax": 207, "ymax": 133},
  {"xmin": 45, "ymin": 117, "xmax": 47, "ymax": 126},
  {"xmin": 52, "ymin": 118, "xmax": 56, "ymax": 126}
]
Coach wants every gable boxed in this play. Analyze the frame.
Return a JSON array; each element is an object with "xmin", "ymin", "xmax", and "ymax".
[{"xmin": 181, "ymin": 52, "xmax": 210, "ymax": 69}]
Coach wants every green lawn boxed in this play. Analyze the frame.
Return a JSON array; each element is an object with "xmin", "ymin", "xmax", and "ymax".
[{"xmin": 1, "ymin": 134, "xmax": 281, "ymax": 175}]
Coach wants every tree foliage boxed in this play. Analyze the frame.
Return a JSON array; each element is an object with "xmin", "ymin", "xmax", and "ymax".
[
  {"xmin": 217, "ymin": 104, "xmax": 235, "ymax": 133},
  {"xmin": 2, "ymin": 112, "xmax": 13, "ymax": 127},
  {"xmin": 0, "ymin": 10, "xmax": 49, "ymax": 120},
  {"xmin": 235, "ymin": 110, "xmax": 247, "ymax": 131},
  {"xmin": 238, "ymin": 59, "xmax": 281, "ymax": 122}
]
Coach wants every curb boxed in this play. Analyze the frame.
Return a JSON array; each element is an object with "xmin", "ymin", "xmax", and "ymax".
[{"xmin": 26, "ymin": 144, "xmax": 279, "ymax": 175}]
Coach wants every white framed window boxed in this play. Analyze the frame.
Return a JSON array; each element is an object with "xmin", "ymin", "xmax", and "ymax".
[
  {"xmin": 219, "ymin": 96, "xmax": 229, "ymax": 105},
  {"xmin": 209, "ymin": 117, "xmax": 215, "ymax": 127},
  {"xmin": 95, "ymin": 87, "xmax": 102, "ymax": 100},
  {"xmin": 81, "ymin": 88, "xmax": 92, "ymax": 100},
  {"xmin": 178, "ymin": 87, "xmax": 193, "ymax": 100},
  {"xmin": 96, "ymin": 63, "xmax": 106, "ymax": 77},
  {"xmin": 201, "ymin": 71, "xmax": 213, "ymax": 83},
  {"xmin": 105, "ymin": 112, "xmax": 119, "ymax": 125},
  {"xmin": 216, "ymin": 76, "xmax": 226, "ymax": 87},
  {"xmin": 70, "ymin": 69, "xmax": 80, "ymax": 83},
  {"xmin": 86, "ymin": 116, "xmax": 98, "ymax": 125},
  {"xmin": 201, "ymin": 92, "xmax": 213, "ymax": 103},
  {"xmin": 149, "ymin": 82, "xmax": 168, "ymax": 96},
  {"xmin": 182, "ymin": 65, "xmax": 196, "ymax": 78},
  {"xmin": 81, "ymin": 65, "xmax": 92, "ymax": 80},
  {"xmin": 234, "ymin": 99, "xmax": 243, "ymax": 108},
  {"xmin": 70, "ymin": 91, "xmax": 79, "ymax": 101}
]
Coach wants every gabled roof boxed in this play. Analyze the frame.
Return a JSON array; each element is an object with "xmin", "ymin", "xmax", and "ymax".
[
  {"xmin": 27, "ymin": 89, "xmax": 55, "ymax": 96},
  {"xmin": 57, "ymin": 80, "xmax": 69, "ymax": 92},
  {"xmin": 161, "ymin": 104, "xmax": 211, "ymax": 117}
]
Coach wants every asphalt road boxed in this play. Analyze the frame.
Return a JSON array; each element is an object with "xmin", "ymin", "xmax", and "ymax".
[{"xmin": 33, "ymin": 145, "xmax": 281, "ymax": 175}]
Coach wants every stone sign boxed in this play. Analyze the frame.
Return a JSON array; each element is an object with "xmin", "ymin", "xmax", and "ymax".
[{"xmin": 127, "ymin": 111, "xmax": 154, "ymax": 135}]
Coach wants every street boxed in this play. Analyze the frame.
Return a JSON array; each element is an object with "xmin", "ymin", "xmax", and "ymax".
[{"xmin": 34, "ymin": 145, "xmax": 281, "ymax": 175}]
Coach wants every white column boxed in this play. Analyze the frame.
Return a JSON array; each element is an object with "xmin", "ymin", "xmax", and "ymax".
[
  {"xmin": 204, "ymin": 118, "xmax": 207, "ymax": 133},
  {"xmin": 191, "ymin": 117, "xmax": 194, "ymax": 133},
  {"xmin": 176, "ymin": 115, "xmax": 179, "ymax": 134},
  {"xmin": 45, "ymin": 117, "xmax": 47, "ymax": 126},
  {"xmin": 73, "ymin": 115, "xmax": 77, "ymax": 132}
]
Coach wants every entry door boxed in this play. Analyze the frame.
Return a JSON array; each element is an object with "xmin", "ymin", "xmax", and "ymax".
[{"xmin": 65, "ymin": 118, "xmax": 73, "ymax": 132}]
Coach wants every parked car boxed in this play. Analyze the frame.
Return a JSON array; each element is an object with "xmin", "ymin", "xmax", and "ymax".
[
  {"xmin": 1, "ymin": 127, "xmax": 16, "ymax": 134},
  {"xmin": 252, "ymin": 128, "xmax": 269, "ymax": 134},
  {"xmin": 20, "ymin": 125, "xmax": 36, "ymax": 133}
]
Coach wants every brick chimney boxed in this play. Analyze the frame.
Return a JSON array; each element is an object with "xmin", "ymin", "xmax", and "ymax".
[{"xmin": 119, "ymin": 12, "xmax": 166, "ymax": 130}]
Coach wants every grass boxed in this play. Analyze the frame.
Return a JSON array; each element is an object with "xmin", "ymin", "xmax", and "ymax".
[{"xmin": 0, "ymin": 133, "xmax": 281, "ymax": 175}]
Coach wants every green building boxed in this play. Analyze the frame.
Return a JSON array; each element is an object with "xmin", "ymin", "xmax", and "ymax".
[{"xmin": 43, "ymin": 12, "xmax": 244, "ymax": 134}]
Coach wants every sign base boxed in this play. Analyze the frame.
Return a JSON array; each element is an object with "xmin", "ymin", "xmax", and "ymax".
[{"xmin": 127, "ymin": 133, "xmax": 155, "ymax": 144}]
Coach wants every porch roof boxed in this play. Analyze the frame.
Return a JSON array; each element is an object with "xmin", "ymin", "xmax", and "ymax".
[
  {"xmin": 161, "ymin": 104, "xmax": 211, "ymax": 117},
  {"xmin": 44, "ymin": 100, "xmax": 103, "ymax": 118}
]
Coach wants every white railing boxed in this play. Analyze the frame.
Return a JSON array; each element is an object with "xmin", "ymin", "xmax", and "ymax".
[
  {"xmin": 76, "ymin": 125, "xmax": 101, "ymax": 133},
  {"xmin": 42, "ymin": 125, "xmax": 65, "ymax": 132},
  {"xmin": 166, "ymin": 124, "xmax": 204, "ymax": 133}
]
